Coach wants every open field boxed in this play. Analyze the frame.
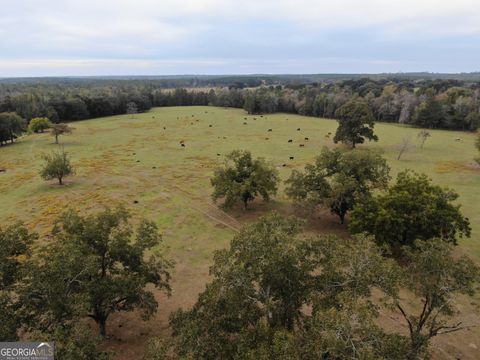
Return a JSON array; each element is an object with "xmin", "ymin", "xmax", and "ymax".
[{"xmin": 1, "ymin": 106, "xmax": 479, "ymax": 359}]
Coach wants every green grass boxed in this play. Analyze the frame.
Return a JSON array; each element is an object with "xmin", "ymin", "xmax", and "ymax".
[
  {"xmin": 1, "ymin": 106, "xmax": 479, "ymax": 358},
  {"xmin": 1, "ymin": 105, "xmax": 478, "ymax": 256}
]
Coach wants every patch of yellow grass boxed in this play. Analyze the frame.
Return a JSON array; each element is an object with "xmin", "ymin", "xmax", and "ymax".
[{"xmin": 434, "ymin": 161, "xmax": 477, "ymax": 173}]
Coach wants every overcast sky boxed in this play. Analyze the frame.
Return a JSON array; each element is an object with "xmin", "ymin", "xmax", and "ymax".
[{"xmin": 1, "ymin": 0, "xmax": 480, "ymax": 76}]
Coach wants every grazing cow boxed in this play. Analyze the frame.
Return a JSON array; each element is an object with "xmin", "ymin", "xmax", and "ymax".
[
  {"xmin": 133, "ymin": 200, "xmax": 139, "ymax": 204},
  {"xmin": 328, "ymin": 132, "xmax": 332, "ymax": 135},
  {"xmin": 288, "ymin": 139, "xmax": 293, "ymax": 143},
  {"xmin": 455, "ymin": 138, "xmax": 462, "ymax": 141},
  {"xmin": 253, "ymin": 117, "xmax": 257, "ymax": 120},
  {"xmin": 179, "ymin": 140, "xmax": 185, "ymax": 144},
  {"xmin": 289, "ymin": 156, "xmax": 294, "ymax": 160},
  {"xmin": 299, "ymin": 144, "xmax": 305, "ymax": 147},
  {"xmin": 282, "ymin": 164, "xmax": 287, "ymax": 167},
  {"xmin": 136, "ymin": 160, "xmax": 140, "ymax": 163},
  {"xmin": 133, "ymin": 152, "xmax": 136, "ymax": 155},
  {"xmin": 181, "ymin": 143, "xmax": 185, "ymax": 147},
  {"xmin": 205, "ymin": 111, "xmax": 208, "ymax": 113},
  {"xmin": 152, "ymin": 166, "xmax": 156, "ymax": 169},
  {"xmin": 192, "ymin": 115, "xmax": 194, "ymax": 117},
  {"xmin": 217, "ymin": 153, "xmax": 221, "ymax": 156},
  {"xmin": 244, "ymin": 117, "xmax": 247, "ymax": 120},
  {"xmin": 209, "ymin": 124, "xmax": 213, "ymax": 127},
  {"xmin": 163, "ymin": 126, "xmax": 166, "ymax": 130},
  {"xmin": 244, "ymin": 122, "xmax": 247, "ymax": 125},
  {"xmin": 297, "ymin": 128, "xmax": 301, "ymax": 131},
  {"xmin": 268, "ymin": 129, "xmax": 272, "ymax": 132},
  {"xmin": 305, "ymin": 137, "xmax": 309, "ymax": 141},
  {"xmin": 0, "ymin": 168, "xmax": 6, "ymax": 173},
  {"xmin": 191, "ymin": 122, "xmax": 193, "ymax": 125},
  {"xmin": 260, "ymin": 115, "xmax": 263, "ymax": 118},
  {"xmin": 223, "ymin": 136, "xmax": 227, "ymax": 139},
  {"xmin": 265, "ymin": 137, "xmax": 270, "ymax": 140},
  {"xmin": 196, "ymin": 119, "xmax": 199, "ymax": 122}
]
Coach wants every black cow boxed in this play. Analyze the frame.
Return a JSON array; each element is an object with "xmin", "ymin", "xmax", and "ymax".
[
  {"xmin": 288, "ymin": 139, "xmax": 293, "ymax": 143},
  {"xmin": 289, "ymin": 156, "xmax": 294, "ymax": 160}
]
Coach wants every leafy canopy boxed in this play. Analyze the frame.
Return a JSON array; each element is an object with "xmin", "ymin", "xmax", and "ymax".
[
  {"xmin": 40, "ymin": 147, "xmax": 74, "ymax": 185},
  {"xmin": 50, "ymin": 123, "xmax": 73, "ymax": 144},
  {"xmin": 22, "ymin": 207, "xmax": 171, "ymax": 337},
  {"xmin": 211, "ymin": 150, "xmax": 279, "ymax": 209},
  {"xmin": 168, "ymin": 214, "xmax": 406, "ymax": 359},
  {"xmin": 333, "ymin": 98, "xmax": 378, "ymax": 148},
  {"xmin": 0, "ymin": 223, "xmax": 36, "ymax": 341},
  {"xmin": 285, "ymin": 147, "xmax": 390, "ymax": 223},
  {"xmin": 350, "ymin": 170, "xmax": 471, "ymax": 251},
  {"xmin": 29, "ymin": 117, "xmax": 52, "ymax": 133}
]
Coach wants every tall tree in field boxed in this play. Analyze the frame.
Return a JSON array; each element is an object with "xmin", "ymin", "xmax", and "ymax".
[
  {"xmin": 285, "ymin": 147, "xmax": 390, "ymax": 223},
  {"xmin": 22, "ymin": 207, "xmax": 172, "ymax": 337},
  {"xmin": 0, "ymin": 223, "xmax": 36, "ymax": 340},
  {"xmin": 50, "ymin": 123, "xmax": 73, "ymax": 144},
  {"xmin": 417, "ymin": 130, "xmax": 431, "ymax": 148},
  {"xmin": 169, "ymin": 213, "xmax": 312, "ymax": 359},
  {"xmin": 40, "ymin": 147, "xmax": 74, "ymax": 185},
  {"xmin": 350, "ymin": 170, "xmax": 471, "ymax": 252},
  {"xmin": 333, "ymin": 98, "xmax": 378, "ymax": 148},
  {"xmin": 28, "ymin": 117, "xmax": 52, "ymax": 133},
  {"xmin": 167, "ymin": 216, "xmax": 411, "ymax": 359},
  {"xmin": 211, "ymin": 150, "xmax": 279, "ymax": 209},
  {"xmin": 392, "ymin": 240, "xmax": 479, "ymax": 359}
]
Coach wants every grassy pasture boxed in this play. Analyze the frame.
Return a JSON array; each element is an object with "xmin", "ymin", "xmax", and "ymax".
[{"xmin": 0, "ymin": 106, "xmax": 479, "ymax": 359}]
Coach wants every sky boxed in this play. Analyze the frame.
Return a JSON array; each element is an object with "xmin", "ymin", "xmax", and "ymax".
[{"xmin": 1, "ymin": 0, "xmax": 480, "ymax": 77}]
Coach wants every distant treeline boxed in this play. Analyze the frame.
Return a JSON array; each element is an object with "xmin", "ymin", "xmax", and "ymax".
[
  {"xmin": 1, "ymin": 77, "xmax": 480, "ymax": 130},
  {"xmin": 156, "ymin": 78, "xmax": 480, "ymax": 130}
]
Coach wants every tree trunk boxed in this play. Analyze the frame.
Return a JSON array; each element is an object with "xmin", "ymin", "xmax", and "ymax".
[
  {"xmin": 55, "ymin": 134, "xmax": 59, "ymax": 144},
  {"xmin": 98, "ymin": 319, "xmax": 107, "ymax": 337},
  {"xmin": 58, "ymin": 176, "xmax": 63, "ymax": 185}
]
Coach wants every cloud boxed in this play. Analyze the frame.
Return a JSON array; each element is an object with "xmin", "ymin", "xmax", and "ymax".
[{"xmin": 0, "ymin": 0, "xmax": 479, "ymax": 75}]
